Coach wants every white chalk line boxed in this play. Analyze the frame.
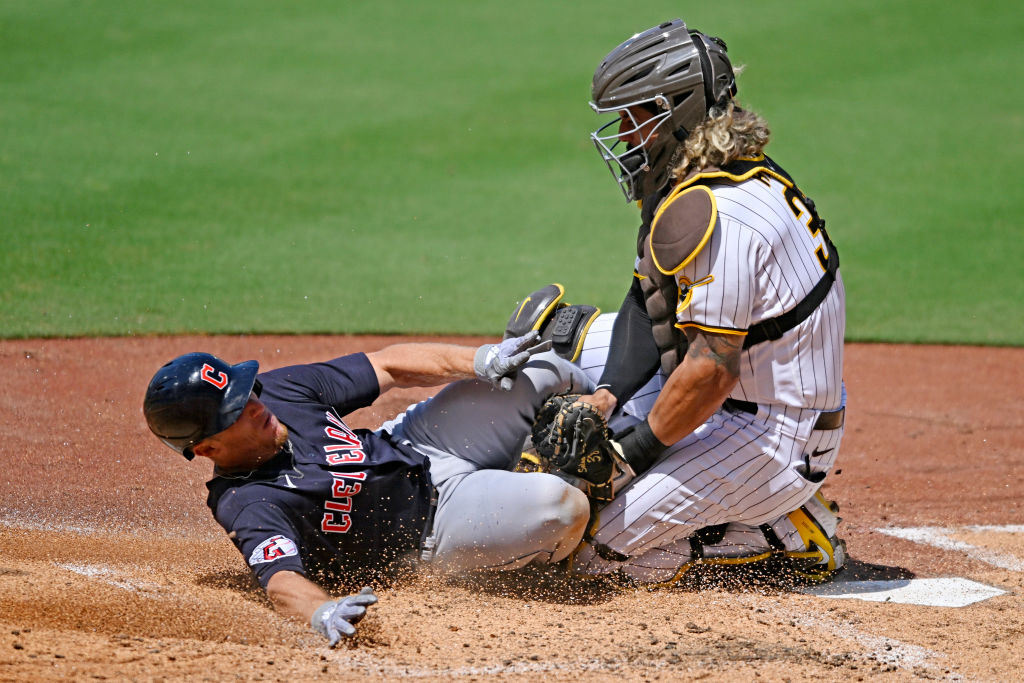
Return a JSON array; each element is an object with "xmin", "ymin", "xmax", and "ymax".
[
  {"xmin": 54, "ymin": 562, "xmax": 172, "ymax": 597},
  {"xmin": 964, "ymin": 524, "xmax": 1024, "ymax": 534},
  {"xmin": 0, "ymin": 513, "xmax": 220, "ymax": 541},
  {"xmin": 788, "ymin": 611, "xmax": 947, "ymax": 674},
  {"xmin": 2, "ymin": 516, "xmax": 104, "ymax": 536},
  {"xmin": 877, "ymin": 524, "xmax": 1024, "ymax": 571}
]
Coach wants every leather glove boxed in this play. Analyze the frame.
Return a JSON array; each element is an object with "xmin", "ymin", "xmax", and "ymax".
[
  {"xmin": 474, "ymin": 330, "xmax": 552, "ymax": 390},
  {"xmin": 532, "ymin": 394, "xmax": 615, "ymax": 486},
  {"xmin": 310, "ymin": 586, "xmax": 378, "ymax": 646}
]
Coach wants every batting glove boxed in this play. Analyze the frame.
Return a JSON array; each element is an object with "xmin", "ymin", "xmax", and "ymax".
[
  {"xmin": 311, "ymin": 586, "xmax": 378, "ymax": 646},
  {"xmin": 474, "ymin": 331, "xmax": 553, "ymax": 390}
]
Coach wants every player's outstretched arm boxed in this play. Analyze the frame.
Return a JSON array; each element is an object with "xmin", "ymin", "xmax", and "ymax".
[
  {"xmin": 266, "ymin": 571, "xmax": 378, "ymax": 646},
  {"xmin": 266, "ymin": 570, "xmax": 334, "ymax": 622},
  {"xmin": 367, "ymin": 331, "xmax": 551, "ymax": 393}
]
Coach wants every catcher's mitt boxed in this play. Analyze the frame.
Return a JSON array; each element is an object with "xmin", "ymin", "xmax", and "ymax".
[{"xmin": 531, "ymin": 394, "xmax": 615, "ymax": 487}]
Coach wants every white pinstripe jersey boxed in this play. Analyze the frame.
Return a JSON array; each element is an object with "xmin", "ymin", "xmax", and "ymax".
[{"xmin": 649, "ymin": 161, "xmax": 845, "ymax": 411}]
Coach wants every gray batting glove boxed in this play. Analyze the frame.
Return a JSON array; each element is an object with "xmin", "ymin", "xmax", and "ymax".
[
  {"xmin": 311, "ymin": 586, "xmax": 378, "ymax": 646},
  {"xmin": 474, "ymin": 331, "xmax": 553, "ymax": 390}
]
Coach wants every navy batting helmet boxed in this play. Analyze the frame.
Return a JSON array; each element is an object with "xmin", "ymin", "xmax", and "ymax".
[{"xmin": 143, "ymin": 352, "xmax": 261, "ymax": 460}]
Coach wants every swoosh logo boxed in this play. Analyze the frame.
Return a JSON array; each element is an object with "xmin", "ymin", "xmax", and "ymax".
[
  {"xmin": 283, "ymin": 474, "xmax": 297, "ymax": 489},
  {"xmin": 811, "ymin": 447, "xmax": 834, "ymax": 458}
]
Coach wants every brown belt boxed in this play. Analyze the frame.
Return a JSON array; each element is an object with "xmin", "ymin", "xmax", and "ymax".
[{"xmin": 722, "ymin": 399, "xmax": 845, "ymax": 431}]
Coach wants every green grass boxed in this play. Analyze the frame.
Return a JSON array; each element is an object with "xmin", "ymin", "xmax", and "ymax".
[{"xmin": 1, "ymin": 0, "xmax": 1021, "ymax": 343}]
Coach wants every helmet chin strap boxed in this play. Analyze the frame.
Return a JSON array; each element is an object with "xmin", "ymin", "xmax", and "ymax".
[{"xmin": 619, "ymin": 149, "xmax": 648, "ymax": 200}]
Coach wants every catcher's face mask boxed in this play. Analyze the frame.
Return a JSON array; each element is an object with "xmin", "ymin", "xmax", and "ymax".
[{"xmin": 590, "ymin": 96, "xmax": 673, "ymax": 202}]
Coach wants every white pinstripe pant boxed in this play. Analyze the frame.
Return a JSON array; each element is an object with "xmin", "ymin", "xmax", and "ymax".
[{"xmin": 572, "ymin": 400, "xmax": 844, "ymax": 580}]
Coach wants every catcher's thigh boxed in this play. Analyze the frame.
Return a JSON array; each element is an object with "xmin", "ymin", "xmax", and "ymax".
[{"xmin": 573, "ymin": 409, "xmax": 828, "ymax": 575}]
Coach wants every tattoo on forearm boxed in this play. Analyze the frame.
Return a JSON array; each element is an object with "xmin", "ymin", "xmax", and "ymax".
[{"xmin": 685, "ymin": 329, "xmax": 743, "ymax": 375}]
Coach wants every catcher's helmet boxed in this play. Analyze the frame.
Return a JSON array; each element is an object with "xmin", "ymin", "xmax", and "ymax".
[
  {"xmin": 143, "ymin": 352, "xmax": 261, "ymax": 460},
  {"xmin": 590, "ymin": 19, "xmax": 737, "ymax": 201}
]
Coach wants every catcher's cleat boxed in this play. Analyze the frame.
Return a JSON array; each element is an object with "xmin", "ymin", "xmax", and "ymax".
[
  {"xmin": 504, "ymin": 284, "xmax": 600, "ymax": 362},
  {"xmin": 777, "ymin": 491, "xmax": 846, "ymax": 583}
]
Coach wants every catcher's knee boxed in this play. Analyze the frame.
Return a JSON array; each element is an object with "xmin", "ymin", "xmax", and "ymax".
[{"xmin": 504, "ymin": 283, "xmax": 600, "ymax": 362}]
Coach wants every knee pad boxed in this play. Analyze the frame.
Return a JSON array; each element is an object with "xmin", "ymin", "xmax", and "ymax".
[{"xmin": 504, "ymin": 284, "xmax": 600, "ymax": 362}]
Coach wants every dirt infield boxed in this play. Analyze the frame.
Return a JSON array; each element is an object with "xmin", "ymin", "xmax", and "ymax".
[{"xmin": 1, "ymin": 337, "xmax": 1022, "ymax": 681}]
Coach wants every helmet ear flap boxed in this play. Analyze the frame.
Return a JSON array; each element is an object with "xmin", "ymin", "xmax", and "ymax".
[{"xmin": 689, "ymin": 30, "xmax": 736, "ymax": 109}]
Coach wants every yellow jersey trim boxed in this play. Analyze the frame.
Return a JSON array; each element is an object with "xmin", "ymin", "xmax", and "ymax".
[
  {"xmin": 676, "ymin": 161, "xmax": 795, "ymax": 195},
  {"xmin": 675, "ymin": 275, "xmax": 715, "ymax": 315},
  {"xmin": 674, "ymin": 322, "xmax": 748, "ymax": 337}
]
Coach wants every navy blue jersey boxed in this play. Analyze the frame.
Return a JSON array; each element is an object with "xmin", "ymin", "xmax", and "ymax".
[{"xmin": 206, "ymin": 353, "xmax": 433, "ymax": 589}]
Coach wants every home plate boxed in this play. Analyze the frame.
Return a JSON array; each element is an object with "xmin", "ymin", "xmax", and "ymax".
[{"xmin": 801, "ymin": 577, "xmax": 1007, "ymax": 607}]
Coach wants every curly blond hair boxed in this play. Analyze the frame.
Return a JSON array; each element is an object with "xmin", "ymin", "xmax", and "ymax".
[{"xmin": 670, "ymin": 100, "xmax": 771, "ymax": 180}]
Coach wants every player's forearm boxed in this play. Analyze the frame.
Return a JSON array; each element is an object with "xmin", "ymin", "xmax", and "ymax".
[
  {"xmin": 647, "ymin": 331, "xmax": 742, "ymax": 446},
  {"xmin": 265, "ymin": 570, "xmax": 333, "ymax": 623},
  {"xmin": 368, "ymin": 343, "xmax": 477, "ymax": 390}
]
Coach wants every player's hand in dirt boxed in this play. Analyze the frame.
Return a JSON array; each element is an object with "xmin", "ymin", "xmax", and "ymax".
[
  {"xmin": 474, "ymin": 331, "xmax": 553, "ymax": 390},
  {"xmin": 311, "ymin": 587, "xmax": 378, "ymax": 646}
]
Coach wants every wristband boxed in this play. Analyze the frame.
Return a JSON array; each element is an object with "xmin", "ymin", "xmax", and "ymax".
[{"xmin": 617, "ymin": 419, "xmax": 668, "ymax": 475}]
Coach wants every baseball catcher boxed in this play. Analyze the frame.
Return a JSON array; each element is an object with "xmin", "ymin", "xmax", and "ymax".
[{"xmin": 551, "ymin": 18, "xmax": 849, "ymax": 586}]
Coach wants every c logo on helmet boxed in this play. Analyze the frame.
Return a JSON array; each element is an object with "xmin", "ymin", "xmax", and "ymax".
[{"xmin": 200, "ymin": 363, "xmax": 229, "ymax": 390}]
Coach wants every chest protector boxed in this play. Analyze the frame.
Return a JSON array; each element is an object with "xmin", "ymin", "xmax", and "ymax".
[{"xmin": 636, "ymin": 156, "xmax": 839, "ymax": 376}]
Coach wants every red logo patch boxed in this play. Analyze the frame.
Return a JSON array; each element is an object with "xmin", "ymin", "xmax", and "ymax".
[
  {"xmin": 200, "ymin": 363, "xmax": 229, "ymax": 389},
  {"xmin": 248, "ymin": 535, "xmax": 298, "ymax": 565}
]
